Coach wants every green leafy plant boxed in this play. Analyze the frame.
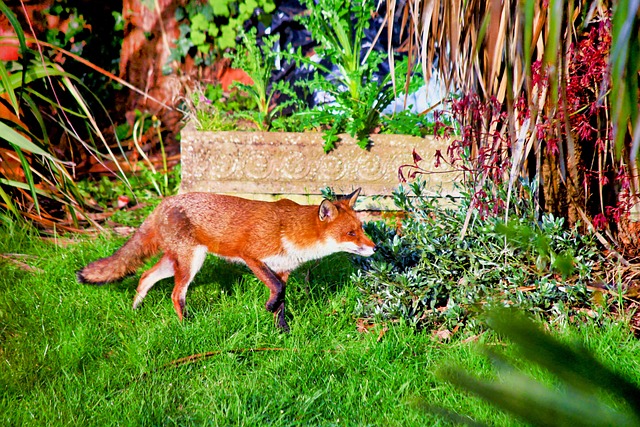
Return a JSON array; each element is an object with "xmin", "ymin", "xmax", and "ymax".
[
  {"xmin": 203, "ymin": 82, "xmax": 256, "ymax": 112},
  {"xmin": 286, "ymin": 0, "xmax": 401, "ymax": 151},
  {"xmin": 351, "ymin": 178, "xmax": 612, "ymax": 331},
  {"xmin": 188, "ymin": 0, "xmax": 432, "ymax": 140},
  {"xmin": 44, "ymin": 2, "xmax": 89, "ymax": 53},
  {"xmin": 379, "ymin": 110, "xmax": 434, "ymax": 137},
  {"xmin": 191, "ymin": 83, "xmax": 257, "ymax": 131},
  {"xmin": 169, "ymin": 0, "xmax": 276, "ymax": 69},
  {"xmin": 225, "ymin": 28, "xmax": 300, "ymax": 130},
  {"xmin": 77, "ymin": 163, "xmax": 180, "ymax": 212}
]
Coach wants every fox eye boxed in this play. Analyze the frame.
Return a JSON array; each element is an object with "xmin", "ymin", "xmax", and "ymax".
[{"xmin": 347, "ymin": 230, "xmax": 356, "ymax": 237}]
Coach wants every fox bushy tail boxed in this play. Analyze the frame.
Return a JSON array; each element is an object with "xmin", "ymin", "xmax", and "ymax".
[{"xmin": 77, "ymin": 221, "xmax": 160, "ymax": 285}]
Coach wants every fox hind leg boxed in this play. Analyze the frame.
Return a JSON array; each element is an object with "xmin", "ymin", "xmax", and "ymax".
[
  {"xmin": 133, "ymin": 254, "xmax": 175, "ymax": 310},
  {"xmin": 171, "ymin": 245, "xmax": 208, "ymax": 321}
]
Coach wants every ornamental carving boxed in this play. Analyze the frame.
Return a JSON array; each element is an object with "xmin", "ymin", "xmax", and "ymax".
[{"xmin": 180, "ymin": 121, "xmax": 460, "ymax": 207}]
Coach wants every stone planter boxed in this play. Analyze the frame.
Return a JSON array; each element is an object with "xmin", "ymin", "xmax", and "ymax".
[{"xmin": 180, "ymin": 120, "xmax": 460, "ymax": 210}]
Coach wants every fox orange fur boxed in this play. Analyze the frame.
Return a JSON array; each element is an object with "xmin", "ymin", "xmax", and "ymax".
[{"xmin": 77, "ymin": 188, "xmax": 376, "ymax": 331}]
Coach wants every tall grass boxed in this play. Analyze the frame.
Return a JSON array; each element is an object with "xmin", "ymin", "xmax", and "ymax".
[
  {"xmin": 0, "ymin": 0, "xmax": 174, "ymax": 233},
  {"xmin": 0, "ymin": 1, "xmax": 123, "ymax": 231}
]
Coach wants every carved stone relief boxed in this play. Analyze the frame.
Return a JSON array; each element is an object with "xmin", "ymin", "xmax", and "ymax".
[{"xmin": 180, "ymin": 121, "xmax": 460, "ymax": 207}]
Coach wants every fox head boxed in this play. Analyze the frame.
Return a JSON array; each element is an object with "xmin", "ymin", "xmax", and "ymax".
[{"xmin": 318, "ymin": 188, "xmax": 376, "ymax": 257}]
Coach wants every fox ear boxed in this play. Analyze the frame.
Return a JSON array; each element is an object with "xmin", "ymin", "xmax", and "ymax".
[
  {"xmin": 345, "ymin": 187, "xmax": 361, "ymax": 208},
  {"xmin": 319, "ymin": 199, "xmax": 338, "ymax": 221}
]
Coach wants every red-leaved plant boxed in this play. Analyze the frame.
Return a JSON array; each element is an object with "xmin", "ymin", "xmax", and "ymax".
[{"xmin": 400, "ymin": 15, "xmax": 635, "ymax": 234}]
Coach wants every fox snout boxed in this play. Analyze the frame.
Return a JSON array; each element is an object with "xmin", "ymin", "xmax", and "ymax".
[
  {"xmin": 355, "ymin": 235, "xmax": 376, "ymax": 257},
  {"xmin": 358, "ymin": 244, "xmax": 376, "ymax": 257}
]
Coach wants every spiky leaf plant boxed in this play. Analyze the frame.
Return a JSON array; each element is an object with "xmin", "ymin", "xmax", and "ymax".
[{"xmin": 0, "ymin": 0, "xmax": 130, "ymax": 232}]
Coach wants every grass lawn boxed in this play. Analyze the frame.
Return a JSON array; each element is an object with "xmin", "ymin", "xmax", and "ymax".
[{"xmin": 1, "ymin": 222, "xmax": 639, "ymax": 426}]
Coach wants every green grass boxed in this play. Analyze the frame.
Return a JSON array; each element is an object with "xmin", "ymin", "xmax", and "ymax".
[{"xmin": 1, "ymin": 223, "xmax": 639, "ymax": 426}]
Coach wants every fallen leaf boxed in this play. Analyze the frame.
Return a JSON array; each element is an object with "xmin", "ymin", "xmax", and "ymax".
[
  {"xmin": 377, "ymin": 326, "xmax": 389, "ymax": 342},
  {"xmin": 0, "ymin": 253, "xmax": 43, "ymax": 273},
  {"xmin": 433, "ymin": 329, "xmax": 452, "ymax": 341},
  {"xmin": 356, "ymin": 318, "xmax": 375, "ymax": 333},
  {"xmin": 462, "ymin": 334, "xmax": 480, "ymax": 343}
]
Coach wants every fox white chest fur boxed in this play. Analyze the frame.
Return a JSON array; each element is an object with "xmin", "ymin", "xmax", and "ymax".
[
  {"xmin": 221, "ymin": 236, "xmax": 372, "ymax": 273},
  {"xmin": 262, "ymin": 236, "xmax": 368, "ymax": 272}
]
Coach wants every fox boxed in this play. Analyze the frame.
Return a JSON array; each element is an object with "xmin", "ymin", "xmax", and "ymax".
[{"xmin": 77, "ymin": 188, "xmax": 376, "ymax": 331}]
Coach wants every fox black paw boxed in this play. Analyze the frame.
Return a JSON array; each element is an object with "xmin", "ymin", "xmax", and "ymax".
[{"xmin": 277, "ymin": 321, "xmax": 290, "ymax": 333}]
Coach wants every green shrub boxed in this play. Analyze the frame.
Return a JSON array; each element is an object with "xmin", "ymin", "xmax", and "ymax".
[{"xmin": 352, "ymin": 179, "xmax": 609, "ymax": 331}]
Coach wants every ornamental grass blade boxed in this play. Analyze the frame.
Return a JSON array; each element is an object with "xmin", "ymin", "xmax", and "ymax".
[
  {"xmin": 436, "ymin": 307, "xmax": 640, "ymax": 426},
  {"xmin": 11, "ymin": 146, "xmax": 40, "ymax": 215},
  {"xmin": 0, "ymin": 122, "xmax": 60, "ymax": 162},
  {"xmin": 545, "ymin": 0, "xmax": 563, "ymax": 106},
  {"xmin": 484, "ymin": 308, "xmax": 640, "ymax": 413},
  {"xmin": 522, "ymin": 0, "xmax": 535, "ymax": 91},
  {"xmin": 0, "ymin": 181, "xmax": 19, "ymax": 219},
  {"xmin": 0, "ymin": 5, "xmax": 149, "ymax": 232},
  {"xmin": 440, "ymin": 362, "xmax": 640, "ymax": 427},
  {"xmin": 0, "ymin": 0, "xmax": 27, "ymax": 105},
  {"xmin": 0, "ymin": 61, "xmax": 19, "ymax": 116}
]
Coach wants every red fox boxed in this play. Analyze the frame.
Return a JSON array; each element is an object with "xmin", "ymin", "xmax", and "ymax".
[{"xmin": 77, "ymin": 188, "xmax": 376, "ymax": 331}]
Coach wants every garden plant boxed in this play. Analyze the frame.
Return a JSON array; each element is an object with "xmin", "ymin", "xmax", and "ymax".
[{"xmin": 192, "ymin": 0, "xmax": 429, "ymax": 150}]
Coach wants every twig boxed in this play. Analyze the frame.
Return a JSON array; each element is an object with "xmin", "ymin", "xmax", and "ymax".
[
  {"xmin": 134, "ymin": 346, "xmax": 346, "ymax": 382},
  {"xmin": 166, "ymin": 347, "xmax": 293, "ymax": 369}
]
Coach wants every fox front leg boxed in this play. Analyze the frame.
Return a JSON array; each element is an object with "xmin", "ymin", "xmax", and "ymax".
[
  {"xmin": 244, "ymin": 259, "xmax": 290, "ymax": 332},
  {"xmin": 273, "ymin": 271, "xmax": 290, "ymax": 331}
]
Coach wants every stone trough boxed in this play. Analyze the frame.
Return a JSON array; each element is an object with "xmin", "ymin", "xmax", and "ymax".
[{"xmin": 179, "ymin": 120, "xmax": 460, "ymax": 212}]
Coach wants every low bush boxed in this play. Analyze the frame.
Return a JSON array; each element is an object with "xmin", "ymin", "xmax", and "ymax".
[{"xmin": 352, "ymin": 179, "xmax": 617, "ymax": 332}]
